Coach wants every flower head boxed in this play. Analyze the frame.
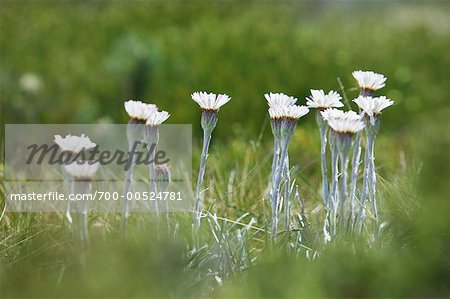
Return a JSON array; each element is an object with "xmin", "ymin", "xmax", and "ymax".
[
  {"xmin": 64, "ymin": 160, "xmax": 99, "ymax": 179},
  {"xmin": 320, "ymin": 108, "xmax": 361, "ymax": 122},
  {"xmin": 352, "ymin": 70, "xmax": 387, "ymax": 93},
  {"xmin": 269, "ymin": 105, "xmax": 309, "ymax": 139},
  {"xmin": 191, "ymin": 92, "xmax": 231, "ymax": 111},
  {"xmin": 146, "ymin": 110, "xmax": 170, "ymax": 127},
  {"xmin": 353, "ymin": 96, "xmax": 394, "ymax": 124},
  {"xmin": 327, "ymin": 118, "xmax": 365, "ymax": 134},
  {"xmin": 306, "ymin": 89, "xmax": 343, "ymax": 109},
  {"xmin": 124, "ymin": 100, "xmax": 158, "ymax": 121},
  {"xmin": 264, "ymin": 92, "xmax": 297, "ymax": 108},
  {"xmin": 268, "ymin": 105, "xmax": 309, "ymax": 121},
  {"xmin": 321, "ymin": 109, "xmax": 364, "ymax": 134},
  {"xmin": 54, "ymin": 134, "xmax": 96, "ymax": 153}
]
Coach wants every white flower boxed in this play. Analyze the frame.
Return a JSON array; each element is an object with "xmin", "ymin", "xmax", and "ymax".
[
  {"xmin": 264, "ymin": 92, "xmax": 297, "ymax": 107},
  {"xmin": 146, "ymin": 110, "xmax": 170, "ymax": 126},
  {"xmin": 353, "ymin": 96, "xmax": 394, "ymax": 124},
  {"xmin": 124, "ymin": 100, "xmax": 158, "ymax": 121},
  {"xmin": 64, "ymin": 160, "xmax": 99, "ymax": 179},
  {"xmin": 191, "ymin": 92, "xmax": 231, "ymax": 111},
  {"xmin": 327, "ymin": 118, "xmax": 365, "ymax": 134},
  {"xmin": 321, "ymin": 108, "xmax": 364, "ymax": 134},
  {"xmin": 353, "ymin": 96, "xmax": 394, "ymax": 116},
  {"xmin": 352, "ymin": 70, "xmax": 387, "ymax": 92},
  {"xmin": 320, "ymin": 108, "xmax": 361, "ymax": 122},
  {"xmin": 54, "ymin": 134, "xmax": 96, "ymax": 153},
  {"xmin": 306, "ymin": 89, "xmax": 343, "ymax": 109},
  {"xmin": 269, "ymin": 105, "xmax": 309, "ymax": 120}
]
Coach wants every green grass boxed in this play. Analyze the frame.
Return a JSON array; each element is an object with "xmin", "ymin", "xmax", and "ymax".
[{"xmin": 2, "ymin": 114, "xmax": 449, "ymax": 297}]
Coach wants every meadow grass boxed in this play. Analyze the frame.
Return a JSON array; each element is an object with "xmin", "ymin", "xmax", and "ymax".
[{"xmin": 2, "ymin": 114, "xmax": 449, "ymax": 297}]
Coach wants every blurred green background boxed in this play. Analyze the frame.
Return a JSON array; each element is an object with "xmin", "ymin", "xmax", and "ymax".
[
  {"xmin": 2, "ymin": 1, "xmax": 449, "ymax": 139},
  {"xmin": 1, "ymin": 1, "xmax": 450, "ymax": 298}
]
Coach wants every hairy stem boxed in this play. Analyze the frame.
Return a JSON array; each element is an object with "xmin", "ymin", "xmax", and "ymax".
[
  {"xmin": 193, "ymin": 129, "xmax": 212, "ymax": 227},
  {"xmin": 271, "ymin": 139, "xmax": 289, "ymax": 238},
  {"xmin": 81, "ymin": 197, "xmax": 89, "ymax": 247},
  {"xmin": 283, "ymin": 155, "xmax": 291, "ymax": 231},
  {"xmin": 73, "ymin": 180, "xmax": 90, "ymax": 248},
  {"xmin": 350, "ymin": 132, "xmax": 362, "ymax": 224},
  {"xmin": 318, "ymin": 115, "xmax": 330, "ymax": 209},
  {"xmin": 339, "ymin": 151, "xmax": 350, "ymax": 229},
  {"xmin": 368, "ymin": 133, "xmax": 378, "ymax": 222},
  {"xmin": 121, "ymin": 148, "xmax": 135, "ymax": 233},
  {"xmin": 270, "ymin": 138, "xmax": 280, "ymax": 188},
  {"xmin": 62, "ymin": 164, "xmax": 73, "ymax": 224},
  {"xmin": 148, "ymin": 148, "xmax": 158, "ymax": 215},
  {"xmin": 357, "ymin": 133, "xmax": 371, "ymax": 232},
  {"xmin": 66, "ymin": 174, "xmax": 73, "ymax": 224},
  {"xmin": 330, "ymin": 135, "xmax": 339, "ymax": 236}
]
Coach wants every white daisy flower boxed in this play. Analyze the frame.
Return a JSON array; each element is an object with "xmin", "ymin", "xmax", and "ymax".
[
  {"xmin": 54, "ymin": 134, "xmax": 96, "ymax": 153},
  {"xmin": 64, "ymin": 160, "xmax": 100, "ymax": 179},
  {"xmin": 353, "ymin": 96, "xmax": 394, "ymax": 116},
  {"xmin": 352, "ymin": 70, "xmax": 387, "ymax": 93},
  {"xmin": 268, "ymin": 105, "xmax": 309, "ymax": 120},
  {"xmin": 264, "ymin": 92, "xmax": 297, "ymax": 108},
  {"xmin": 354, "ymin": 96, "xmax": 393, "ymax": 122},
  {"xmin": 124, "ymin": 100, "xmax": 158, "ymax": 121},
  {"xmin": 191, "ymin": 92, "xmax": 231, "ymax": 111},
  {"xmin": 320, "ymin": 108, "xmax": 361, "ymax": 122},
  {"xmin": 306, "ymin": 89, "xmax": 344, "ymax": 109},
  {"xmin": 146, "ymin": 110, "xmax": 170, "ymax": 126},
  {"xmin": 327, "ymin": 118, "xmax": 365, "ymax": 134}
]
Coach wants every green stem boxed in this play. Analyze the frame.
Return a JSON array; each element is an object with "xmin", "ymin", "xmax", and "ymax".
[{"xmin": 194, "ymin": 129, "xmax": 212, "ymax": 227}]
